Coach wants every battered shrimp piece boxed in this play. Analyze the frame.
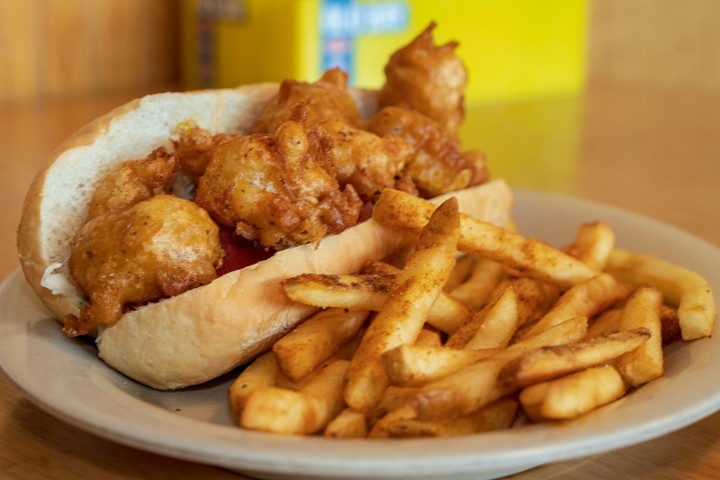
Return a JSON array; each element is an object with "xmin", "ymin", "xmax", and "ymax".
[
  {"xmin": 379, "ymin": 22, "xmax": 467, "ymax": 135},
  {"xmin": 195, "ymin": 119, "xmax": 363, "ymax": 250},
  {"xmin": 367, "ymin": 106, "xmax": 489, "ymax": 197},
  {"xmin": 252, "ymin": 69, "xmax": 415, "ymax": 201},
  {"xmin": 65, "ymin": 194, "xmax": 223, "ymax": 337},
  {"xmin": 171, "ymin": 121, "xmax": 232, "ymax": 178},
  {"xmin": 252, "ymin": 68, "xmax": 363, "ymax": 132},
  {"xmin": 86, "ymin": 147, "xmax": 179, "ymax": 220}
]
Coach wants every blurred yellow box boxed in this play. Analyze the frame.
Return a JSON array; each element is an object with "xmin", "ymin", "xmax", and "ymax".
[{"xmin": 181, "ymin": 0, "xmax": 588, "ymax": 104}]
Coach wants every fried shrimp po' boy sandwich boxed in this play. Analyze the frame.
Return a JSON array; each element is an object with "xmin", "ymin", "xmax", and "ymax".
[{"xmin": 16, "ymin": 24, "xmax": 513, "ymax": 390}]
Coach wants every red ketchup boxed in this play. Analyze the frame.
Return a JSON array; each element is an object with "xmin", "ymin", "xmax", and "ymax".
[
  {"xmin": 214, "ymin": 202, "xmax": 372, "ymax": 276},
  {"xmin": 215, "ymin": 226, "xmax": 274, "ymax": 276}
]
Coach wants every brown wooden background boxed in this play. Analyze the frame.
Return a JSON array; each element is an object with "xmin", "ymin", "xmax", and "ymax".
[{"xmin": 1, "ymin": 0, "xmax": 718, "ymax": 105}]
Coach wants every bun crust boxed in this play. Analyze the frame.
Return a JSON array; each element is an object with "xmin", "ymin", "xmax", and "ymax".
[{"xmin": 16, "ymin": 84, "xmax": 513, "ymax": 390}]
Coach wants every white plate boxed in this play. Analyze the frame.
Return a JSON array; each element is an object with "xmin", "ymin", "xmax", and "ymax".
[{"xmin": 2, "ymin": 189, "xmax": 720, "ymax": 480}]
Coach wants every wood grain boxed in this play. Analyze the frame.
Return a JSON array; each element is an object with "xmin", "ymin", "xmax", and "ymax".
[
  {"xmin": 1, "ymin": 1, "xmax": 719, "ymax": 479},
  {"xmin": 0, "ymin": 0, "xmax": 179, "ymax": 104}
]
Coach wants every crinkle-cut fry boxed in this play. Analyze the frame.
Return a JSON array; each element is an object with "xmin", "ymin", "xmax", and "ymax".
[
  {"xmin": 445, "ymin": 254, "xmax": 477, "ymax": 292},
  {"xmin": 324, "ymin": 408, "xmax": 369, "ymax": 439},
  {"xmin": 384, "ymin": 398, "xmax": 518, "ymax": 438},
  {"xmin": 449, "ymin": 257, "xmax": 505, "ymax": 310},
  {"xmin": 412, "ymin": 317, "xmax": 589, "ymax": 419},
  {"xmin": 282, "ymin": 273, "xmax": 469, "ymax": 334},
  {"xmin": 464, "ymin": 286, "xmax": 520, "ymax": 350},
  {"xmin": 383, "ymin": 344, "xmax": 500, "ymax": 387},
  {"xmin": 523, "ymin": 273, "xmax": 633, "ymax": 338},
  {"xmin": 615, "ymin": 287, "xmax": 664, "ymax": 387},
  {"xmin": 345, "ymin": 198, "xmax": 461, "ymax": 412},
  {"xmin": 498, "ymin": 328, "xmax": 651, "ymax": 389},
  {"xmin": 568, "ymin": 221, "xmax": 616, "ymax": 271},
  {"xmin": 520, "ymin": 365, "xmax": 626, "ymax": 421},
  {"xmin": 372, "ymin": 188, "xmax": 598, "ymax": 290},
  {"xmin": 228, "ymin": 351, "xmax": 280, "ymax": 416},
  {"xmin": 272, "ymin": 308, "xmax": 369, "ymax": 382},
  {"xmin": 240, "ymin": 359, "xmax": 349, "ymax": 435},
  {"xmin": 606, "ymin": 248, "xmax": 717, "ymax": 340}
]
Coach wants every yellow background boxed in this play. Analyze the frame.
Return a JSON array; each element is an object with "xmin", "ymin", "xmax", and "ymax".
[{"xmin": 181, "ymin": 0, "xmax": 589, "ymax": 105}]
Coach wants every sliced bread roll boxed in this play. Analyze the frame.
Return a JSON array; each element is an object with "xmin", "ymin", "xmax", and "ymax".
[{"xmin": 16, "ymin": 85, "xmax": 513, "ymax": 389}]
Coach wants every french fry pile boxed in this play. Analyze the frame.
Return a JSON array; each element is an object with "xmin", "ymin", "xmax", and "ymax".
[{"xmin": 229, "ymin": 189, "xmax": 717, "ymax": 438}]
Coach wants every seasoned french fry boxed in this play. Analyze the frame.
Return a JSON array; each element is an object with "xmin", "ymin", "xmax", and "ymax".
[
  {"xmin": 383, "ymin": 344, "xmax": 499, "ymax": 387},
  {"xmin": 569, "ymin": 221, "xmax": 616, "ymax": 271},
  {"xmin": 345, "ymin": 198, "xmax": 461, "ymax": 412},
  {"xmin": 412, "ymin": 357, "xmax": 511, "ymax": 420},
  {"xmin": 361, "ymin": 261, "xmax": 403, "ymax": 276},
  {"xmin": 587, "ymin": 302, "xmax": 680, "ymax": 346},
  {"xmin": 228, "ymin": 351, "xmax": 280, "ymax": 415},
  {"xmin": 519, "ymin": 365, "xmax": 626, "ymax": 421},
  {"xmin": 660, "ymin": 305, "xmax": 682, "ymax": 345},
  {"xmin": 411, "ymin": 317, "xmax": 590, "ymax": 419},
  {"xmin": 282, "ymin": 272, "xmax": 392, "ymax": 308},
  {"xmin": 282, "ymin": 273, "xmax": 470, "ymax": 334},
  {"xmin": 324, "ymin": 408, "xmax": 368, "ymax": 439},
  {"xmin": 444, "ymin": 254, "xmax": 477, "ymax": 292},
  {"xmin": 615, "ymin": 287, "xmax": 664, "ymax": 387},
  {"xmin": 498, "ymin": 328, "xmax": 651, "ymax": 389},
  {"xmin": 523, "ymin": 273, "xmax": 633, "ymax": 338},
  {"xmin": 372, "ymin": 188, "xmax": 598, "ymax": 289},
  {"xmin": 366, "ymin": 385, "xmax": 420, "ymax": 427},
  {"xmin": 368, "ymin": 401, "xmax": 418, "ymax": 438},
  {"xmin": 606, "ymin": 248, "xmax": 717, "ymax": 340},
  {"xmin": 272, "ymin": 308, "xmax": 369, "ymax": 382},
  {"xmin": 584, "ymin": 307, "xmax": 623, "ymax": 341},
  {"xmin": 414, "ymin": 326, "xmax": 443, "ymax": 347},
  {"xmin": 464, "ymin": 286, "xmax": 520, "ymax": 350},
  {"xmin": 512, "ymin": 277, "xmax": 560, "ymax": 325},
  {"xmin": 445, "ymin": 300, "xmax": 497, "ymax": 349},
  {"xmin": 384, "ymin": 398, "xmax": 518, "ymax": 438},
  {"xmin": 241, "ymin": 360, "xmax": 349, "ymax": 435},
  {"xmin": 449, "ymin": 257, "xmax": 505, "ymax": 310}
]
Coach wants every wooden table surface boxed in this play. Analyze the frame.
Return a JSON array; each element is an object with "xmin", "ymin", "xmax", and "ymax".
[{"xmin": 0, "ymin": 82, "xmax": 718, "ymax": 479}]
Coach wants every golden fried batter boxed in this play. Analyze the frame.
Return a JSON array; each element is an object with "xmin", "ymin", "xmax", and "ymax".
[
  {"xmin": 379, "ymin": 22, "xmax": 467, "ymax": 136},
  {"xmin": 367, "ymin": 106, "xmax": 489, "ymax": 197},
  {"xmin": 65, "ymin": 194, "xmax": 223, "ymax": 337},
  {"xmin": 171, "ymin": 121, "xmax": 232, "ymax": 178},
  {"xmin": 195, "ymin": 119, "xmax": 362, "ymax": 249},
  {"xmin": 87, "ymin": 147, "xmax": 179, "ymax": 220},
  {"xmin": 252, "ymin": 68, "xmax": 363, "ymax": 131},
  {"xmin": 252, "ymin": 69, "xmax": 415, "ymax": 201}
]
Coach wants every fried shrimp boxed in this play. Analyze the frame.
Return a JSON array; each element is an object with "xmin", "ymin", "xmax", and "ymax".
[
  {"xmin": 65, "ymin": 194, "xmax": 223, "ymax": 337},
  {"xmin": 252, "ymin": 69, "xmax": 415, "ymax": 201},
  {"xmin": 367, "ymin": 106, "xmax": 489, "ymax": 197},
  {"xmin": 171, "ymin": 121, "xmax": 232, "ymax": 179},
  {"xmin": 195, "ymin": 118, "xmax": 363, "ymax": 249},
  {"xmin": 379, "ymin": 22, "xmax": 467, "ymax": 136},
  {"xmin": 86, "ymin": 147, "xmax": 180, "ymax": 220}
]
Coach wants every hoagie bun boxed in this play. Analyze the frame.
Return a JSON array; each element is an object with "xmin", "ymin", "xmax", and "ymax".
[{"xmin": 16, "ymin": 84, "xmax": 513, "ymax": 390}]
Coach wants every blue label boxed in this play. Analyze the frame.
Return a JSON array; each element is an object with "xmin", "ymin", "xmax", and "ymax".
[{"xmin": 320, "ymin": 0, "xmax": 409, "ymax": 83}]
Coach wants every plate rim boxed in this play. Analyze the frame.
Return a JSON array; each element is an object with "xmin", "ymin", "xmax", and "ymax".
[{"xmin": 2, "ymin": 188, "xmax": 720, "ymax": 479}]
